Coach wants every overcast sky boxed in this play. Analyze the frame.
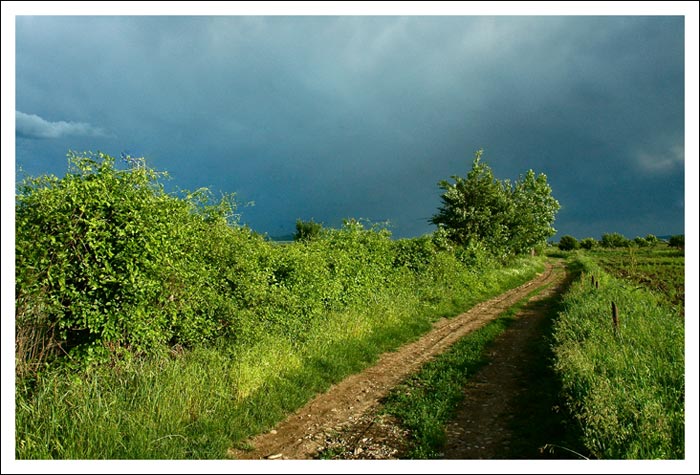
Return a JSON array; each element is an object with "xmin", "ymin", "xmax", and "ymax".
[
  {"xmin": 11, "ymin": 13, "xmax": 689, "ymax": 239},
  {"xmin": 3, "ymin": 6, "xmax": 700, "ymax": 473}
]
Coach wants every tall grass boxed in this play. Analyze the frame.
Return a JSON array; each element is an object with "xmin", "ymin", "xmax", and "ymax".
[
  {"xmin": 16, "ymin": 257, "xmax": 544, "ymax": 459},
  {"xmin": 552, "ymin": 254, "xmax": 684, "ymax": 459}
]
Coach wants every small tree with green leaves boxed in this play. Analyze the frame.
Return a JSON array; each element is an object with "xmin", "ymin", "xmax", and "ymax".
[
  {"xmin": 508, "ymin": 169, "xmax": 560, "ymax": 254},
  {"xmin": 644, "ymin": 234, "xmax": 659, "ymax": 246},
  {"xmin": 634, "ymin": 236, "xmax": 651, "ymax": 247},
  {"xmin": 558, "ymin": 235, "xmax": 580, "ymax": 251},
  {"xmin": 294, "ymin": 218, "xmax": 323, "ymax": 242},
  {"xmin": 430, "ymin": 150, "xmax": 512, "ymax": 254},
  {"xmin": 601, "ymin": 232, "xmax": 631, "ymax": 248},
  {"xmin": 668, "ymin": 234, "xmax": 684, "ymax": 250},
  {"xmin": 580, "ymin": 237, "xmax": 597, "ymax": 250},
  {"xmin": 430, "ymin": 150, "xmax": 558, "ymax": 257}
]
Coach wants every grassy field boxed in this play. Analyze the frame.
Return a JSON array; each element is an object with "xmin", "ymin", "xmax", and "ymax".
[
  {"xmin": 551, "ymin": 249, "xmax": 684, "ymax": 459},
  {"xmin": 587, "ymin": 245, "xmax": 684, "ymax": 311}
]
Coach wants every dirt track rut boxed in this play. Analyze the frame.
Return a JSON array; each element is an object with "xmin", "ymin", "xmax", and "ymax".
[{"xmin": 229, "ymin": 261, "xmax": 562, "ymax": 460}]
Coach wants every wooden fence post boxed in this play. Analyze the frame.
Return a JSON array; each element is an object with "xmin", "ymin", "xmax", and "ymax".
[{"xmin": 611, "ymin": 301, "xmax": 619, "ymax": 334}]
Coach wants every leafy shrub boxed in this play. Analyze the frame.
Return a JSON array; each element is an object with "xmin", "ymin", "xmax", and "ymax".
[
  {"xmin": 392, "ymin": 235, "xmax": 437, "ymax": 273},
  {"xmin": 668, "ymin": 235, "xmax": 684, "ymax": 249},
  {"xmin": 600, "ymin": 232, "xmax": 630, "ymax": 248},
  {"xmin": 633, "ymin": 236, "xmax": 650, "ymax": 247},
  {"xmin": 558, "ymin": 235, "xmax": 579, "ymax": 251},
  {"xmin": 579, "ymin": 237, "xmax": 597, "ymax": 250},
  {"xmin": 294, "ymin": 218, "xmax": 323, "ymax": 242},
  {"xmin": 644, "ymin": 234, "xmax": 659, "ymax": 246},
  {"xmin": 16, "ymin": 152, "xmax": 243, "ymax": 366}
]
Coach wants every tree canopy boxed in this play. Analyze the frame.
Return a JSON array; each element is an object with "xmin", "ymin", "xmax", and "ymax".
[{"xmin": 430, "ymin": 150, "xmax": 559, "ymax": 257}]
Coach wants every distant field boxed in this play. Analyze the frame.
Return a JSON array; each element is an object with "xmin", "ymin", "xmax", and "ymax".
[{"xmin": 587, "ymin": 245, "xmax": 684, "ymax": 311}]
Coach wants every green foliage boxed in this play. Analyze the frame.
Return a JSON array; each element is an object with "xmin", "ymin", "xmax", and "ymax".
[
  {"xmin": 644, "ymin": 234, "xmax": 659, "ymax": 246},
  {"xmin": 579, "ymin": 237, "xmax": 597, "ymax": 250},
  {"xmin": 15, "ymin": 150, "xmax": 550, "ymax": 459},
  {"xmin": 430, "ymin": 149, "xmax": 559, "ymax": 257},
  {"xmin": 15, "ymin": 152, "xmax": 239, "ymax": 363},
  {"xmin": 294, "ymin": 218, "xmax": 323, "ymax": 242},
  {"xmin": 509, "ymin": 169, "xmax": 561, "ymax": 254},
  {"xmin": 558, "ymin": 235, "xmax": 579, "ymax": 251},
  {"xmin": 16, "ymin": 232, "xmax": 544, "ymax": 459},
  {"xmin": 552, "ymin": 255, "xmax": 684, "ymax": 459},
  {"xmin": 600, "ymin": 232, "xmax": 631, "ymax": 248},
  {"xmin": 431, "ymin": 150, "xmax": 512, "ymax": 252},
  {"xmin": 668, "ymin": 234, "xmax": 684, "ymax": 249},
  {"xmin": 392, "ymin": 235, "xmax": 438, "ymax": 273},
  {"xmin": 633, "ymin": 235, "xmax": 659, "ymax": 247}
]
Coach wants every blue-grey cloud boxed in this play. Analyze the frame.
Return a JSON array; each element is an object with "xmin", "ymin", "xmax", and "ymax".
[
  {"xmin": 13, "ymin": 15, "xmax": 686, "ymax": 239},
  {"xmin": 16, "ymin": 111, "xmax": 107, "ymax": 139}
]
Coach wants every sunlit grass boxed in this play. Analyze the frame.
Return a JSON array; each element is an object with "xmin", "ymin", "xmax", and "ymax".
[
  {"xmin": 552, "ymin": 254, "xmax": 684, "ymax": 459},
  {"xmin": 16, "ymin": 257, "xmax": 544, "ymax": 459}
]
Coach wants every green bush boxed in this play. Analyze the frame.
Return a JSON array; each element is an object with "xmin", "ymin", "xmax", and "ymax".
[
  {"xmin": 18, "ymin": 153, "xmax": 214, "ymax": 361},
  {"xmin": 392, "ymin": 235, "xmax": 437, "ymax": 273},
  {"xmin": 600, "ymin": 232, "xmax": 631, "ymax": 248},
  {"xmin": 668, "ymin": 235, "xmax": 684, "ymax": 249},
  {"xmin": 579, "ymin": 237, "xmax": 597, "ymax": 250},
  {"xmin": 558, "ymin": 235, "xmax": 579, "ymax": 251},
  {"xmin": 294, "ymin": 218, "xmax": 323, "ymax": 241}
]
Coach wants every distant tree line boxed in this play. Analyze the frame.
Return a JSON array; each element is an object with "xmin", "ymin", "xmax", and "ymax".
[{"xmin": 557, "ymin": 232, "xmax": 684, "ymax": 251}]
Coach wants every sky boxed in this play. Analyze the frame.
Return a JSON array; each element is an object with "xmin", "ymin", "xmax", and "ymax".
[
  {"xmin": 2, "ymin": 4, "xmax": 699, "ymax": 473},
  {"xmin": 8, "ymin": 8, "xmax": 692, "ymax": 241}
]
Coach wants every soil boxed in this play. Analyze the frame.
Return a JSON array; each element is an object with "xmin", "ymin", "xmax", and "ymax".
[{"xmin": 228, "ymin": 261, "xmax": 567, "ymax": 460}]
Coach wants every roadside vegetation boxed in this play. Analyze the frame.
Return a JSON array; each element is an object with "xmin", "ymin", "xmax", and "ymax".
[
  {"xmin": 376, "ymin": 239, "xmax": 684, "ymax": 460},
  {"xmin": 551, "ymin": 248, "xmax": 684, "ymax": 459},
  {"xmin": 15, "ymin": 150, "xmax": 556, "ymax": 459}
]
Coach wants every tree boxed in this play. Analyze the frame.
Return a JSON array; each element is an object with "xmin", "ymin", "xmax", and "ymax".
[
  {"xmin": 600, "ymin": 232, "xmax": 630, "ymax": 248},
  {"xmin": 294, "ymin": 218, "xmax": 323, "ymax": 242},
  {"xmin": 508, "ymin": 170, "xmax": 560, "ymax": 254},
  {"xmin": 430, "ymin": 150, "xmax": 512, "ymax": 253},
  {"xmin": 558, "ymin": 235, "xmax": 579, "ymax": 251},
  {"xmin": 668, "ymin": 234, "xmax": 684, "ymax": 250},
  {"xmin": 644, "ymin": 234, "xmax": 659, "ymax": 246},
  {"xmin": 634, "ymin": 236, "xmax": 648, "ymax": 247},
  {"xmin": 430, "ymin": 149, "xmax": 559, "ymax": 257},
  {"xmin": 580, "ymin": 237, "xmax": 597, "ymax": 250}
]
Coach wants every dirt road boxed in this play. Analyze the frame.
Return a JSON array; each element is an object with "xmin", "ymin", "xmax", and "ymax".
[{"xmin": 229, "ymin": 261, "xmax": 565, "ymax": 460}]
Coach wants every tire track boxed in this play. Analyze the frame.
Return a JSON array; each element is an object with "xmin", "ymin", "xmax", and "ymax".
[{"xmin": 229, "ymin": 262, "xmax": 561, "ymax": 460}]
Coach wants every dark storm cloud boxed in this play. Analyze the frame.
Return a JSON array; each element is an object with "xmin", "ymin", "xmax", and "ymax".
[{"xmin": 14, "ymin": 15, "xmax": 685, "ymax": 238}]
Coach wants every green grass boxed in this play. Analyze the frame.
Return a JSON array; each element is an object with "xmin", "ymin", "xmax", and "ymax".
[
  {"xmin": 16, "ymin": 257, "xmax": 545, "ymax": 459},
  {"xmin": 380, "ymin": 278, "xmax": 560, "ymax": 459},
  {"xmin": 552, "ymin": 252, "xmax": 684, "ymax": 459},
  {"xmin": 586, "ymin": 245, "xmax": 684, "ymax": 310}
]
